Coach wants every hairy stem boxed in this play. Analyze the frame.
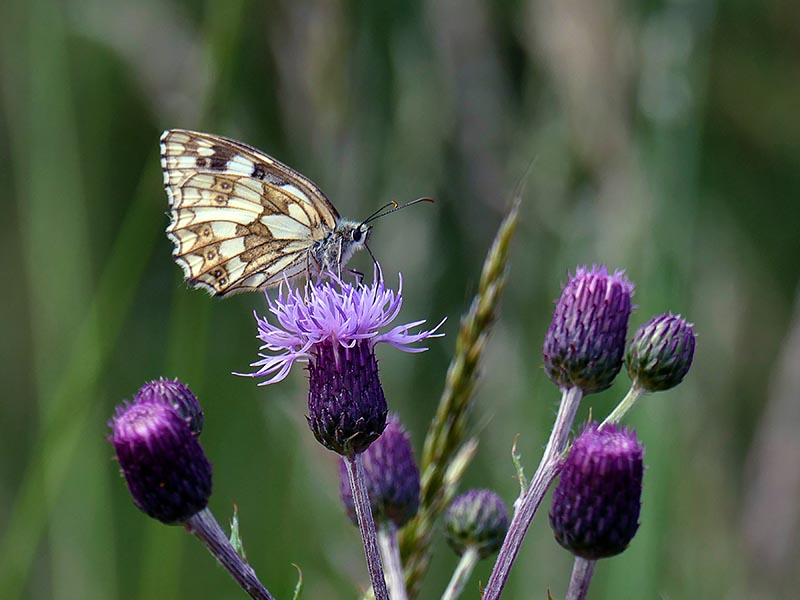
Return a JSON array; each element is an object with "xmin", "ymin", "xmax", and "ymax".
[
  {"xmin": 482, "ymin": 386, "xmax": 584, "ymax": 599},
  {"xmin": 345, "ymin": 453, "xmax": 390, "ymax": 600},
  {"xmin": 566, "ymin": 557, "xmax": 596, "ymax": 600},
  {"xmin": 185, "ymin": 508, "xmax": 274, "ymax": 600}
]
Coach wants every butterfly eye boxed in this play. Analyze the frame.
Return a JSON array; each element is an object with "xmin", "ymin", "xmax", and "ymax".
[{"xmin": 352, "ymin": 228, "xmax": 363, "ymax": 242}]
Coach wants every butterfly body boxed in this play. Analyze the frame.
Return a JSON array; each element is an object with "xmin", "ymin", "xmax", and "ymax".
[
  {"xmin": 160, "ymin": 129, "xmax": 370, "ymax": 296},
  {"xmin": 311, "ymin": 218, "xmax": 371, "ymax": 276}
]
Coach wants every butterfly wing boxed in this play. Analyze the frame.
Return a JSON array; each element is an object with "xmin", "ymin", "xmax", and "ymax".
[{"xmin": 160, "ymin": 129, "xmax": 340, "ymax": 296}]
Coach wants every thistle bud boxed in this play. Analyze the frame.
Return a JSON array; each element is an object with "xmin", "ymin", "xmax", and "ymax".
[
  {"xmin": 445, "ymin": 489, "xmax": 509, "ymax": 559},
  {"xmin": 549, "ymin": 423, "xmax": 643, "ymax": 559},
  {"xmin": 308, "ymin": 340, "xmax": 388, "ymax": 456},
  {"xmin": 626, "ymin": 314, "xmax": 696, "ymax": 392},
  {"xmin": 543, "ymin": 265, "xmax": 634, "ymax": 393},
  {"xmin": 339, "ymin": 414, "xmax": 420, "ymax": 527},
  {"xmin": 109, "ymin": 399, "xmax": 212, "ymax": 524},
  {"xmin": 134, "ymin": 377, "xmax": 204, "ymax": 435}
]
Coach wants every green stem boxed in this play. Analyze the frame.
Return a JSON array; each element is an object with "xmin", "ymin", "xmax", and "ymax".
[
  {"xmin": 441, "ymin": 547, "xmax": 480, "ymax": 600},
  {"xmin": 602, "ymin": 384, "xmax": 646, "ymax": 427}
]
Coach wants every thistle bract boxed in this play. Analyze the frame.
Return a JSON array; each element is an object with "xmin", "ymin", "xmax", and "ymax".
[
  {"xmin": 308, "ymin": 339, "xmax": 388, "ymax": 455},
  {"xmin": 109, "ymin": 399, "xmax": 212, "ymax": 524},
  {"xmin": 445, "ymin": 489, "xmax": 509, "ymax": 559},
  {"xmin": 626, "ymin": 313, "xmax": 696, "ymax": 392},
  {"xmin": 549, "ymin": 423, "xmax": 643, "ymax": 560},
  {"xmin": 339, "ymin": 414, "xmax": 421, "ymax": 527},
  {"xmin": 134, "ymin": 377, "xmax": 204, "ymax": 435},
  {"xmin": 543, "ymin": 265, "xmax": 634, "ymax": 393}
]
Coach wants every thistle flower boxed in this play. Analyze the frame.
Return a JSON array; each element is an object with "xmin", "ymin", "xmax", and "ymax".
[
  {"xmin": 445, "ymin": 489, "xmax": 509, "ymax": 559},
  {"xmin": 109, "ymin": 397, "xmax": 212, "ymax": 524},
  {"xmin": 134, "ymin": 377, "xmax": 204, "ymax": 435},
  {"xmin": 339, "ymin": 414, "xmax": 421, "ymax": 528},
  {"xmin": 627, "ymin": 313, "xmax": 696, "ymax": 392},
  {"xmin": 543, "ymin": 265, "xmax": 634, "ymax": 393},
  {"xmin": 549, "ymin": 423, "xmax": 643, "ymax": 560},
  {"xmin": 246, "ymin": 272, "xmax": 443, "ymax": 456}
]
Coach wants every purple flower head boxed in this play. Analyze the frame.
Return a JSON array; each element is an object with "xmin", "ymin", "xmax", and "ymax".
[
  {"xmin": 549, "ymin": 422, "xmax": 643, "ymax": 560},
  {"xmin": 543, "ymin": 265, "xmax": 634, "ymax": 394},
  {"xmin": 134, "ymin": 377, "xmax": 204, "ymax": 435},
  {"xmin": 108, "ymin": 398, "xmax": 212, "ymax": 524},
  {"xmin": 339, "ymin": 414, "xmax": 421, "ymax": 528},
  {"xmin": 246, "ymin": 271, "xmax": 443, "ymax": 385},
  {"xmin": 626, "ymin": 313, "xmax": 696, "ymax": 392},
  {"xmin": 246, "ymin": 271, "xmax": 443, "ymax": 456},
  {"xmin": 445, "ymin": 489, "xmax": 509, "ymax": 559}
]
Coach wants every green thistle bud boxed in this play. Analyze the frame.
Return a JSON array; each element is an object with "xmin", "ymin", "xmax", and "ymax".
[
  {"xmin": 626, "ymin": 314, "xmax": 696, "ymax": 392},
  {"xmin": 445, "ymin": 489, "xmax": 509, "ymax": 559}
]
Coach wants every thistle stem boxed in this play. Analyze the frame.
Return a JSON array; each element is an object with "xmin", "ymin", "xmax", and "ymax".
[
  {"xmin": 185, "ymin": 508, "xmax": 275, "ymax": 600},
  {"xmin": 377, "ymin": 522, "xmax": 408, "ymax": 600},
  {"xmin": 345, "ymin": 453, "xmax": 390, "ymax": 600},
  {"xmin": 441, "ymin": 547, "xmax": 479, "ymax": 600},
  {"xmin": 565, "ymin": 557, "xmax": 596, "ymax": 600},
  {"xmin": 482, "ymin": 386, "xmax": 584, "ymax": 600},
  {"xmin": 602, "ymin": 384, "xmax": 645, "ymax": 427}
]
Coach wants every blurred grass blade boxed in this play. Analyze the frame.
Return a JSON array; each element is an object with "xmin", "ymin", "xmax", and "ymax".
[
  {"xmin": 398, "ymin": 180, "xmax": 524, "ymax": 597},
  {"xmin": 291, "ymin": 564, "xmax": 304, "ymax": 600},
  {"xmin": 4, "ymin": 1, "xmax": 97, "ymax": 596},
  {"xmin": 0, "ymin": 159, "xmax": 162, "ymax": 597},
  {"xmin": 136, "ymin": 1, "xmax": 248, "ymax": 595}
]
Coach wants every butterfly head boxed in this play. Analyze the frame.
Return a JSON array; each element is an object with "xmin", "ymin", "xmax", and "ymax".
[
  {"xmin": 350, "ymin": 221, "xmax": 372, "ymax": 247},
  {"xmin": 329, "ymin": 198, "xmax": 433, "ymax": 273},
  {"xmin": 330, "ymin": 219, "xmax": 372, "ymax": 268}
]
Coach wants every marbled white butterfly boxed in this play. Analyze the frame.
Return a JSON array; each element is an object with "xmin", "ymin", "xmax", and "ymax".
[{"xmin": 160, "ymin": 130, "xmax": 429, "ymax": 296}]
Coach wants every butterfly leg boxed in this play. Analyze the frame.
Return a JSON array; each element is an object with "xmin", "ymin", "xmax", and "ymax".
[
  {"xmin": 305, "ymin": 252, "xmax": 324, "ymax": 285},
  {"xmin": 347, "ymin": 268, "xmax": 365, "ymax": 284},
  {"xmin": 335, "ymin": 238, "xmax": 344, "ymax": 279}
]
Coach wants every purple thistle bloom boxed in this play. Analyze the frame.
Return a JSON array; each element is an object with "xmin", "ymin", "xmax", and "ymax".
[
  {"xmin": 246, "ymin": 272, "xmax": 443, "ymax": 385},
  {"xmin": 543, "ymin": 265, "xmax": 635, "ymax": 393},
  {"xmin": 626, "ymin": 313, "xmax": 696, "ymax": 392},
  {"xmin": 339, "ymin": 414, "xmax": 421, "ymax": 528},
  {"xmin": 445, "ymin": 489, "xmax": 509, "ymax": 559},
  {"xmin": 134, "ymin": 377, "xmax": 204, "ymax": 435},
  {"xmin": 109, "ymin": 397, "xmax": 212, "ymax": 524},
  {"xmin": 549, "ymin": 422, "xmax": 643, "ymax": 560},
  {"xmin": 246, "ymin": 271, "xmax": 443, "ymax": 455}
]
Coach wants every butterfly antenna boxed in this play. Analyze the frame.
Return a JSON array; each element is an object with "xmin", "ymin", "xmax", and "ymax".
[
  {"xmin": 361, "ymin": 197, "xmax": 434, "ymax": 226},
  {"xmin": 361, "ymin": 201, "xmax": 398, "ymax": 225}
]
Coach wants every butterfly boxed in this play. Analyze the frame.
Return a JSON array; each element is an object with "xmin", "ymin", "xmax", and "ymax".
[{"xmin": 160, "ymin": 129, "xmax": 430, "ymax": 296}]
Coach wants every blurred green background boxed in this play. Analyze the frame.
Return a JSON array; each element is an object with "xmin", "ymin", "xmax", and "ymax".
[{"xmin": 2, "ymin": 0, "xmax": 799, "ymax": 598}]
